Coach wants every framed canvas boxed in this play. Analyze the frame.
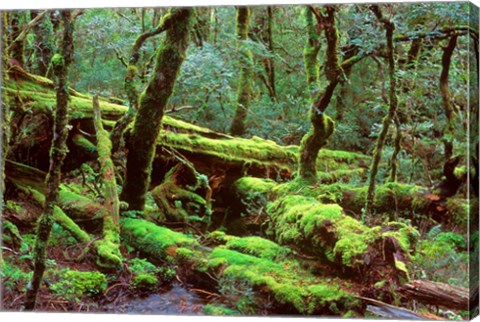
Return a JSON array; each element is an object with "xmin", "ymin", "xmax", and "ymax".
[{"xmin": 1, "ymin": 0, "xmax": 479, "ymax": 320}]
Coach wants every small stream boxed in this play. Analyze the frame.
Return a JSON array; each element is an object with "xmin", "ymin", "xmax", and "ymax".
[{"xmin": 105, "ymin": 283, "xmax": 207, "ymax": 315}]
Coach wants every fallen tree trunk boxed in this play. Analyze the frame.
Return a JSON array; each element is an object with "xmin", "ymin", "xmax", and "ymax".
[
  {"xmin": 92, "ymin": 96, "xmax": 122, "ymax": 269},
  {"xmin": 399, "ymin": 280, "xmax": 469, "ymax": 311},
  {"xmin": 4, "ymin": 69, "xmax": 370, "ymax": 182},
  {"xmin": 121, "ymin": 218, "xmax": 364, "ymax": 316},
  {"xmin": 232, "ymin": 177, "xmax": 417, "ymax": 290}
]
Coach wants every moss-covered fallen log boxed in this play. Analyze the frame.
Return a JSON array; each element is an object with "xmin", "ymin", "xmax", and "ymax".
[
  {"xmin": 5, "ymin": 70, "xmax": 370, "ymax": 180},
  {"xmin": 6, "ymin": 160, "xmax": 103, "ymax": 222},
  {"xmin": 232, "ymin": 177, "xmax": 419, "ymax": 288},
  {"xmin": 120, "ymin": 218, "xmax": 363, "ymax": 316},
  {"xmin": 92, "ymin": 96, "xmax": 122, "ymax": 269}
]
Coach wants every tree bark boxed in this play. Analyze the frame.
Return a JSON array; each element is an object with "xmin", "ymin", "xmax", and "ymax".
[
  {"xmin": 303, "ymin": 7, "xmax": 321, "ymax": 100},
  {"xmin": 439, "ymin": 35, "xmax": 458, "ymax": 161},
  {"xmin": 299, "ymin": 6, "xmax": 340, "ymax": 181},
  {"xmin": 121, "ymin": 8, "xmax": 194, "ymax": 211},
  {"xmin": 92, "ymin": 96, "xmax": 122, "ymax": 269},
  {"xmin": 365, "ymin": 5, "xmax": 398, "ymax": 217},
  {"xmin": 110, "ymin": 9, "xmax": 185, "ymax": 156},
  {"xmin": 399, "ymin": 280, "xmax": 469, "ymax": 311},
  {"xmin": 24, "ymin": 10, "xmax": 75, "ymax": 311},
  {"xmin": 230, "ymin": 7, "xmax": 254, "ymax": 137}
]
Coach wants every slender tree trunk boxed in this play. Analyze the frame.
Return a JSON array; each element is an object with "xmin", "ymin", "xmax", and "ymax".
[
  {"xmin": 1, "ymin": 12, "xmax": 10, "ymax": 268},
  {"xmin": 365, "ymin": 5, "xmax": 398, "ymax": 217},
  {"xmin": 440, "ymin": 35, "xmax": 458, "ymax": 161},
  {"xmin": 230, "ymin": 7, "xmax": 254, "ymax": 137},
  {"xmin": 303, "ymin": 7, "xmax": 321, "ymax": 100},
  {"xmin": 388, "ymin": 38, "xmax": 422, "ymax": 182},
  {"xmin": 30, "ymin": 10, "xmax": 54, "ymax": 76},
  {"xmin": 252, "ymin": 6, "xmax": 277, "ymax": 102},
  {"xmin": 266, "ymin": 6, "xmax": 276, "ymax": 101},
  {"xmin": 24, "ymin": 10, "xmax": 75, "ymax": 310},
  {"xmin": 8, "ymin": 12, "xmax": 25, "ymax": 67},
  {"xmin": 121, "ymin": 8, "xmax": 193, "ymax": 210},
  {"xmin": 299, "ymin": 6, "xmax": 339, "ymax": 181},
  {"xmin": 110, "ymin": 9, "xmax": 185, "ymax": 156}
]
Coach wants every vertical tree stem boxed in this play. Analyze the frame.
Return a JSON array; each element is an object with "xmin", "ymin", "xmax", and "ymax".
[
  {"xmin": 230, "ymin": 7, "xmax": 254, "ymax": 137},
  {"xmin": 24, "ymin": 10, "xmax": 75, "ymax": 310},
  {"xmin": 121, "ymin": 8, "xmax": 193, "ymax": 210},
  {"xmin": 365, "ymin": 5, "xmax": 398, "ymax": 217}
]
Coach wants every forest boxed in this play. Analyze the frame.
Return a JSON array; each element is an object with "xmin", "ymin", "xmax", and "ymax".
[{"xmin": 0, "ymin": 2, "xmax": 479, "ymax": 319}]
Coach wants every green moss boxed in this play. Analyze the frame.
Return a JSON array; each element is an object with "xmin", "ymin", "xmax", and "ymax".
[
  {"xmin": 267, "ymin": 195, "xmax": 381, "ymax": 267},
  {"xmin": 133, "ymin": 273, "xmax": 158, "ymax": 289},
  {"xmin": 203, "ymin": 304, "xmax": 240, "ymax": 316},
  {"xmin": 49, "ymin": 269, "xmax": 107, "ymax": 302},
  {"xmin": 121, "ymin": 218, "xmax": 198, "ymax": 260},
  {"xmin": 225, "ymin": 236, "xmax": 288, "ymax": 260},
  {"xmin": 95, "ymin": 220, "xmax": 123, "ymax": 269},
  {"xmin": 445, "ymin": 198, "xmax": 469, "ymax": 229},
  {"xmin": 208, "ymin": 248, "xmax": 358, "ymax": 315},
  {"xmin": 1, "ymin": 261, "xmax": 33, "ymax": 292},
  {"xmin": 382, "ymin": 222, "xmax": 420, "ymax": 253}
]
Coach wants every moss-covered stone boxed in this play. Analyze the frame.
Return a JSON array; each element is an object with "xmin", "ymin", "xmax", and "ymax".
[{"xmin": 133, "ymin": 273, "xmax": 158, "ymax": 289}]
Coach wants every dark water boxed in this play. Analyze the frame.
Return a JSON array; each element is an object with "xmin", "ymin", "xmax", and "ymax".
[{"xmin": 107, "ymin": 284, "xmax": 207, "ymax": 315}]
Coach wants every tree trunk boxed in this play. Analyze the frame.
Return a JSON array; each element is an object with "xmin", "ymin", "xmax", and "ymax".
[
  {"xmin": 230, "ymin": 7, "xmax": 254, "ymax": 137},
  {"xmin": 8, "ymin": 12, "xmax": 25, "ymax": 68},
  {"xmin": 399, "ymin": 280, "xmax": 469, "ymax": 311},
  {"xmin": 24, "ymin": 10, "xmax": 75, "ymax": 311},
  {"xmin": 299, "ymin": 6, "xmax": 340, "ymax": 181},
  {"xmin": 121, "ymin": 8, "xmax": 194, "ymax": 211},
  {"xmin": 440, "ymin": 35, "xmax": 458, "ymax": 161},
  {"xmin": 0, "ymin": 12, "xmax": 10, "ymax": 268},
  {"xmin": 92, "ymin": 96, "xmax": 122, "ymax": 269},
  {"xmin": 365, "ymin": 5, "xmax": 398, "ymax": 217},
  {"xmin": 302, "ymin": 7, "xmax": 321, "ymax": 100},
  {"xmin": 111, "ymin": 9, "xmax": 185, "ymax": 156}
]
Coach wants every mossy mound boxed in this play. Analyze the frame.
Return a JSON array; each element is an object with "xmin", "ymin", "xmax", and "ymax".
[
  {"xmin": 48, "ymin": 269, "xmax": 107, "ymax": 302},
  {"xmin": 121, "ymin": 218, "xmax": 199, "ymax": 260}
]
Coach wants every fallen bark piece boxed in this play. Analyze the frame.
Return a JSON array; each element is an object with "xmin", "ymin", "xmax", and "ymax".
[
  {"xmin": 359, "ymin": 296, "xmax": 442, "ymax": 320},
  {"xmin": 399, "ymin": 280, "xmax": 469, "ymax": 310}
]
